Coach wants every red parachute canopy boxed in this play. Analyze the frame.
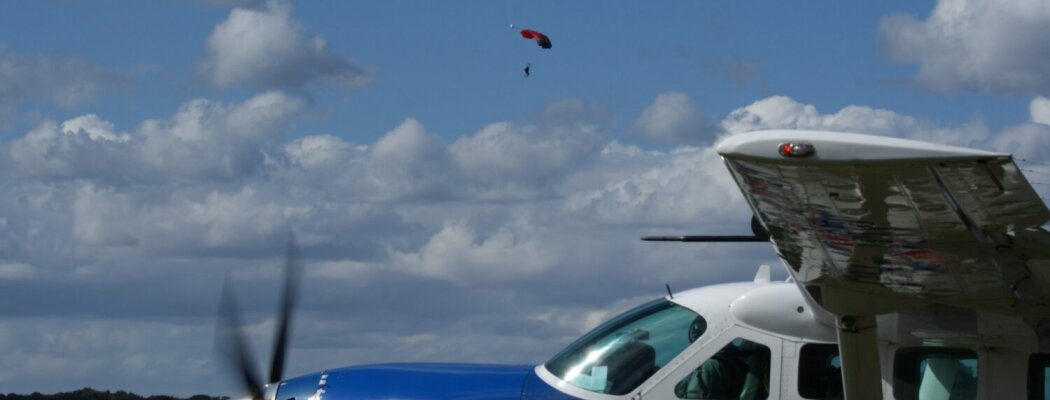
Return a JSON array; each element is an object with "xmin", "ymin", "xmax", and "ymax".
[{"xmin": 519, "ymin": 29, "xmax": 552, "ymax": 49}]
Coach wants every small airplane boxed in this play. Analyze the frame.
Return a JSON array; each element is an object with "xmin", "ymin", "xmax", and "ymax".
[{"xmin": 216, "ymin": 130, "xmax": 1050, "ymax": 399}]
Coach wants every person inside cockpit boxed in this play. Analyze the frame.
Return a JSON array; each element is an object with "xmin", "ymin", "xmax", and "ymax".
[{"xmin": 675, "ymin": 316, "xmax": 770, "ymax": 399}]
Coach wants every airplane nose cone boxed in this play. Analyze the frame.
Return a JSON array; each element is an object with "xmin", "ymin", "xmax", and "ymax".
[{"xmin": 273, "ymin": 371, "xmax": 323, "ymax": 400}]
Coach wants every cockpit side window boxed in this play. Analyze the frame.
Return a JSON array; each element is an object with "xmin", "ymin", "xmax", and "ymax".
[
  {"xmin": 893, "ymin": 347, "xmax": 978, "ymax": 400},
  {"xmin": 675, "ymin": 338, "xmax": 771, "ymax": 399},
  {"xmin": 544, "ymin": 299, "xmax": 701, "ymax": 396},
  {"xmin": 797, "ymin": 343, "xmax": 841, "ymax": 399},
  {"xmin": 1027, "ymin": 354, "xmax": 1050, "ymax": 400}
]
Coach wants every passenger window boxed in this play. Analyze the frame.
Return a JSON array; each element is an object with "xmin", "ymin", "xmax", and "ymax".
[
  {"xmin": 1027, "ymin": 353, "xmax": 1050, "ymax": 400},
  {"xmin": 675, "ymin": 338, "xmax": 771, "ymax": 399},
  {"xmin": 893, "ymin": 347, "xmax": 978, "ymax": 400},
  {"xmin": 798, "ymin": 343, "xmax": 841, "ymax": 399}
]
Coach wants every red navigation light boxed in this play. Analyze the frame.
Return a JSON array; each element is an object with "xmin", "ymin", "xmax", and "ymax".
[{"xmin": 777, "ymin": 142, "xmax": 814, "ymax": 157}]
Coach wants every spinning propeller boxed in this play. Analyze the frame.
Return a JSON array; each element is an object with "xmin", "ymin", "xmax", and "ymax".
[{"xmin": 215, "ymin": 234, "xmax": 304, "ymax": 400}]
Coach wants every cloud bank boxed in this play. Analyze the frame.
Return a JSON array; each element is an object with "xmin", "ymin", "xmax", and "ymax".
[
  {"xmin": 879, "ymin": 0, "xmax": 1050, "ymax": 94},
  {"xmin": 6, "ymin": 90, "xmax": 1050, "ymax": 395}
]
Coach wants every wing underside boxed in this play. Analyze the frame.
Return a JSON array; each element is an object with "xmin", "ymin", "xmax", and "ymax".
[{"xmin": 719, "ymin": 131, "xmax": 1050, "ymax": 317}]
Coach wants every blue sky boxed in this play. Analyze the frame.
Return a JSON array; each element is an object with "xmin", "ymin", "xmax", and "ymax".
[
  {"xmin": 1, "ymin": 1, "xmax": 1031, "ymax": 143},
  {"xmin": 2, "ymin": 0, "xmax": 1050, "ymax": 396}
]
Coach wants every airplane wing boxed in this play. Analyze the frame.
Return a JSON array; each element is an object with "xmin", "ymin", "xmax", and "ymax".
[{"xmin": 718, "ymin": 130, "xmax": 1050, "ymax": 317}]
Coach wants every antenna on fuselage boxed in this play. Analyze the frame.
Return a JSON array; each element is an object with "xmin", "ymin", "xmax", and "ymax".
[
  {"xmin": 641, "ymin": 216, "xmax": 770, "ymax": 243},
  {"xmin": 665, "ymin": 283, "xmax": 674, "ymax": 299}
]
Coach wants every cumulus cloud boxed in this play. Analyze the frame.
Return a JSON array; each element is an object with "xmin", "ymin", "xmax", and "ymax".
[
  {"xmin": 0, "ymin": 45, "xmax": 131, "ymax": 128},
  {"xmin": 450, "ymin": 120, "xmax": 605, "ymax": 199},
  {"xmin": 367, "ymin": 118, "xmax": 454, "ymax": 200},
  {"xmin": 285, "ymin": 134, "xmax": 359, "ymax": 168},
  {"xmin": 7, "ymin": 120, "xmax": 139, "ymax": 184},
  {"xmin": 62, "ymin": 114, "xmax": 129, "ymax": 142},
  {"xmin": 5, "ymin": 91, "xmax": 304, "ymax": 184},
  {"xmin": 564, "ymin": 145, "xmax": 745, "ymax": 227},
  {"xmin": 22, "ymin": 94, "xmax": 1050, "ymax": 396},
  {"xmin": 139, "ymin": 91, "xmax": 305, "ymax": 181},
  {"xmin": 389, "ymin": 219, "xmax": 554, "ymax": 283},
  {"xmin": 631, "ymin": 92, "xmax": 709, "ymax": 144},
  {"xmin": 879, "ymin": 0, "xmax": 1050, "ymax": 94},
  {"xmin": 1032, "ymin": 97, "xmax": 1050, "ymax": 125},
  {"xmin": 720, "ymin": 95, "xmax": 991, "ymax": 147},
  {"xmin": 7, "ymin": 92, "xmax": 1050, "ymax": 398},
  {"xmin": 199, "ymin": 0, "xmax": 372, "ymax": 91},
  {"xmin": 278, "ymin": 103, "xmax": 607, "ymax": 203},
  {"xmin": 989, "ymin": 123, "xmax": 1050, "ymax": 160}
]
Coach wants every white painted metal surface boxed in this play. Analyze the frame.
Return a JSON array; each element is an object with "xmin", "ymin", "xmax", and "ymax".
[{"xmin": 532, "ymin": 130, "xmax": 1050, "ymax": 399}]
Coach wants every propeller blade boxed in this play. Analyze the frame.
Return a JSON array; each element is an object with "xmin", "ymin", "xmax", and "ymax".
[
  {"xmin": 269, "ymin": 232, "xmax": 304, "ymax": 384},
  {"xmin": 215, "ymin": 278, "xmax": 265, "ymax": 400}
]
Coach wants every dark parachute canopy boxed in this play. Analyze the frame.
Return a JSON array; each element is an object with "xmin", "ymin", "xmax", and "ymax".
[{"xmin": 520, "ymin": 29, "xmax": 552, "ymax": 49}]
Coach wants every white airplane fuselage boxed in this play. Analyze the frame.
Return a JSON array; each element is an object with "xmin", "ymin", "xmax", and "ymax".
[{"xmin": 529, "ymin": 265, "xmax": 1040, "ymax": 399}]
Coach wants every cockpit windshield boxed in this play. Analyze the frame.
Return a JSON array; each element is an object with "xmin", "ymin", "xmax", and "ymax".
[{"xmin": 544, "ymin": 299, "xmax": 704, "ymax": 395}]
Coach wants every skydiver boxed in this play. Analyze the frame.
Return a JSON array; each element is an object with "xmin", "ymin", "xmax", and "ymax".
[{"xmin": 524, "ymin": 63, "xmax": 531, "ymax": 78}]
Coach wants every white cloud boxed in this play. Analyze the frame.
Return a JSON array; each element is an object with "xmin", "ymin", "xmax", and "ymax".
[
  {"xmin": 631, "ymin": 92, "xmax": 708, "ymax": 144},
  {"xmin": 146, "ymin": 90, "xmax": 303, "ymax": 143},
  {"xmin": 0, "ymin": 262, "xmax": 34, "ymax": 280},
  {"xmin": 450, "ymin": 119, "xmax": 605, "ymax": 199},
  {"xmin": 282, "ymin": 108, "xmax": 609, "ymax": 203},
  {"xmin": 879, "ymin": 0, "xmax": 1050, "ymax": 94},
  {"xmin": 7, "ymin": 121, "xmax": 138, "ymax": 183},
  {"xmin": 720, "ymin": 95, "xmax": 991, "ymax": 148},
  {"xmin": 720, "ymin": 96, "xmax": 823, "ymax": 134},
  {"xmin": 200, "ymin": 0, "xmax": 372, "ymax": 91},
  {"xmin": 0, "ymin": 318, "xmax": 216, "ymax": 395},
  {"xmin": 72, "ymin": 184, "xmax": 140, "ymax": 247},
  {"xmin": 989, "ymin": 123, "xmax": 1050, "ymax": 160},
  {"xmin": 5, "ymin": 91, "xmax": 305, "ymax": 183},
  {"xmin": 1032, "ymin": 97, "xmax": 1050, "ymax": 125},
  {"xmin": 188, "ymin": 186, "xmax": 309, "ymax": 247},
  {"xmin": 11, "ymin": 93, "xmax": 1048, "ymax": 397},
  {"xmin": 564, "ymin": 146, "xmax": 745, "ymax": 227},
  {"xmin": 285, "ymin": 134, "xmax": 358, "ymax": 167},
  {"xmin": 141, "ymin": 91, "xmax": 306, "ymax": 182},
  {"xmin": 389, "ymin": 219, "xmax": 554, "ymax": 282},
  {"xmin": 366, "ymin": 118, "xmax": 454, "ymax": 200},
  {"xmin": 0, "ymin": 46, "xmax": 131, "ymax": 128},
  {"xmin": 62, "ymin": 114, "xmax": 128, "ymax": 142}
]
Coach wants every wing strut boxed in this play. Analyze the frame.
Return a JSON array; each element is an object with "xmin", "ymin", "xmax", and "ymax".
[{"xmin": 837, "ymin": 314, "xmax": 884, "ymax": 400}]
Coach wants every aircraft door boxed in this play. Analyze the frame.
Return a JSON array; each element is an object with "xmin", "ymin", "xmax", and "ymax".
[{"xmin": 640, "ymin": 327, "xmax": 781, "ymax": 400}]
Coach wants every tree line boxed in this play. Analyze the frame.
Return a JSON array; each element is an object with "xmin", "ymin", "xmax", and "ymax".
[{"xmin": 0, "ymin": 388, "xmax": 227, "ymax": 400}]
